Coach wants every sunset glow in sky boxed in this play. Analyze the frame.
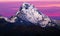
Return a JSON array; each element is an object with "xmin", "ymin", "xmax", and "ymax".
[
  {"xmin": 0, "ymin": 0, "xmax": 60, "ymax": 2},
  {"xmin": 0, "ymin": 0, "xmax": 60, "ymax": 20}
]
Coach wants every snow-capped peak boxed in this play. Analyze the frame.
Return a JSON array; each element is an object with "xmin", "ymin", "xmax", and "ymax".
[{"xmin": 16, "ymin": 3, "xmax": 52, "ymax": 27}]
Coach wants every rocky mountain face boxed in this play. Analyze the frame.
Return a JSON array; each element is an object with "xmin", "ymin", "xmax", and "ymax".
[
  {"xmin": 0, "ymin": 3, "xmax": 60, "ymax": 36},
  {"xmin": 16, "ymin": 3, "xmax": 57, "ymax": 27}
]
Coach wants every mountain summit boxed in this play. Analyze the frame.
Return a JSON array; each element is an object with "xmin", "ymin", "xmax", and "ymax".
[{"xmin": 15, "ymin": 3, "xmax": 57, "ymax": 27}]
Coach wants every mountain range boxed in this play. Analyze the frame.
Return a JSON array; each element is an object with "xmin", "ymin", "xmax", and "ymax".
[{"xmin": 0, "ymin": 3, "xmax": 60, "ymax": 36}]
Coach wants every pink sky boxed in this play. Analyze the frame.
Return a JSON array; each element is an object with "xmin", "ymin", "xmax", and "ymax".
[
  {"xmin": 0, "ymin": 0, "xmax": 60, "ymax": 2},
  {"xmin": 0, "ymin": 1, "xmax": 60, "ymax": 20}
]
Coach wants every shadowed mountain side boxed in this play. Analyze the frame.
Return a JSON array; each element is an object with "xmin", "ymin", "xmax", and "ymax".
[{"xmin": 0, "ymin": 17, "xmax": 60, "ymax": 36}]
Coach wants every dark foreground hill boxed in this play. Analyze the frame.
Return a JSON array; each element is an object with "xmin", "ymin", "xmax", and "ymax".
[{"xmin": 0, "ymin": 18, "xmax": 60, "ymax": 36}]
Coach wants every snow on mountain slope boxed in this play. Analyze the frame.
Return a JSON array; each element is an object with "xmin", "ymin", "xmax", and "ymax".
[{"xmin": 16, "ymin": 3, "xmax": 53, "ymax": 27}]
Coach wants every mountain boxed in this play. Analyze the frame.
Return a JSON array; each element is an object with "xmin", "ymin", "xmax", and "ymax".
[
  {"xmin": 0, "ymin": 3, "xmax": 60, "ymax": 36},
  {"xmin": 16, "ymin": 3, "xmax": 58, "ymax": 27}
]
